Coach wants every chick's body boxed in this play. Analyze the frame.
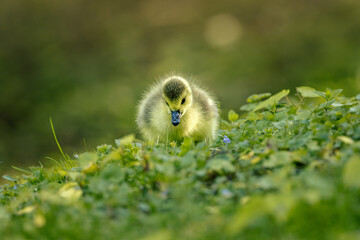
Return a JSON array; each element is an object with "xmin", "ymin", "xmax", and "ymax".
[{"xmin": 136, "ymin": 76, "xmax": 219, "ymax": 143}]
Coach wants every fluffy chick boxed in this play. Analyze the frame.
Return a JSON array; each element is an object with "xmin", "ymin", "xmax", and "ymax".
[{"xmin": 136, "ymin": 76, "xmax": 219, "ymax": 143}]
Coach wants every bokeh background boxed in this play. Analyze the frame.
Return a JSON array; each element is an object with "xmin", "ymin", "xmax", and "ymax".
[{"xmin": 1, "ymin": 0, "xmax": 360, "ymax": 175}]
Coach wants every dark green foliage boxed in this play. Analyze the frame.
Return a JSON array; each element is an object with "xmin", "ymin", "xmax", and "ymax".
[{"xmin": 1, "ymin": 88, "xmax": 360, "ymax": 239}]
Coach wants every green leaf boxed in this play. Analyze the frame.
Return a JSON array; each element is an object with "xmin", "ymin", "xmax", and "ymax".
[
  {"xmin": 314, "ymin": 91, "xmax": 327, "ymax": 100},
  {"xmin": 78, "ymin": 152, "xmax": 98, "ymax": 169},
  {"xmin": 2, "ymin": 175, "xmax": 16, "ymax": 182},
  {"xmin": 220, "ymin": 119, "xmax": 233, "ymax": 131},
  {"xmin": 316, "ymin": 88, "xmax": 343, "ymax": 100},
  {"xmin": 330, "ymin": 89, "xmax": 343, "ymax": 98},
  {"xmin": 296, "ymin": 86, "xmax": 319, "ymax": 98},
  {"xmin": 180, "ymin": 137, "xmax": 194, "ymax": 156},
  {"xmin": 206, "ymin": 155, "xmax": 235, "ymax": 173},
  {"xmin": 246, "ymin": 112, "xmax": 263, "ymax": 121},
  {"xmin": 247, "ymin": 93, "xmax": 271, "ymax": 103},
  {"xmin": 240, "ymin": 103, "xmax": 257, "ymax": 112},
  {"xmin": 115, "ymin": 134, "xmax": 135, "ymax": 147},
  {"xmin": 349, "ymin": 104, "xmax": 360, "ymax": 114},
  {"xmin": 228, "ymin": 109, "xmax": 239, "ymax": 122},
  {"xmin": 252, "ymin": 90, "xmax": 290, "ymax": 112},
  {"xmin": 96, "ymin": 144, "xmax": 112, "ymax": 155},
  {"xmin": 337, "ymin": 136, "xmax": 354, "ymax": 145},
  {"xmin": 264, "ymin": 151, "xmax": 292, "ymax": 168}
]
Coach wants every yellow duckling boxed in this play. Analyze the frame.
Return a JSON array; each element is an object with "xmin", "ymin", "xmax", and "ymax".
[{"xmin": 136, "ymin": 75, "xmax": 219, "ymax": 143}]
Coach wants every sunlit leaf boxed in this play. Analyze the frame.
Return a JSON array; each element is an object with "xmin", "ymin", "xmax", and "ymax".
[
  {"xmin": 296, "ymin": 86, "xmax": 319, "ymax": 98},
  {"xmin": 58, "ymin": 182, "xmax": 83, "ymax": 201},
  {"xmin": 247, "ymin": 93, "xmax": 271, "ymax": 103},
  {"xmin": 115, "ymin": 134, "xmax": 135, "ymax": 147},
  {"xmin": 252, "ymin": 89, "xmax": 290, "ymax": 112},
  {"xmin": 78, "ymin": 152, "xmax": 98, "ymax": 174},
  {"xmin": 17, "ymin": 206, "xmax": 36, "ymax": 215},
  {"xmin": 337, "ymin": 136, "xmax": 354, "ymax": 145},
  {"xmin": 228, "ymin": 109, "xmax": 239, "ymax": 122}
]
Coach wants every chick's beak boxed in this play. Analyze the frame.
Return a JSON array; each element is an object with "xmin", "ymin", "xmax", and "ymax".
[{"xmin": 171, "ymin": 110, "xmax": 181, "ymax": 126}]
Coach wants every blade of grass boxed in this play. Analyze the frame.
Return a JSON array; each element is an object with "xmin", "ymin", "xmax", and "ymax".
[
  {"xmin": 62, "ymin": 159, "xmax": 73, "ymax": 170},
  {"xmin": 83, "ymin": 138, "xmax": 88, "ymax": 152},
  {"xmin": 11, "ymin": 166, "xmax": 32, "ymax": 175},
  {"xmin": 60, "ymin": 160, "xmax": 69, "ymax": 170},
  {"xmin": 46, "ymin": 156, "xmax": 66, "ymax": 169},
  {"xmin": 50, "ymin": 117, "xmax": 69, "ymax": 161},
  {"xmin": 66, "ymin": 154, "xmax": 76, "ymax": 168}
]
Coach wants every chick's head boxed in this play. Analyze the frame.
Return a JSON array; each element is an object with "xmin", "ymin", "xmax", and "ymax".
[{"xmin": 162, "ymin": 76, "xmax": 192, "ymax": 126}]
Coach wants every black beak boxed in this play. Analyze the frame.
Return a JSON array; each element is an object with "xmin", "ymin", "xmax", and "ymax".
[{"xmin": 171, "ymin": 110, "xmax": 181, "ymax": 126}]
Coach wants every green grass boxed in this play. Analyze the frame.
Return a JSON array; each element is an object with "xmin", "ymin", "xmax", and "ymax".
[{"xmin": 1, "ymin": 87, "xmax": 360, "ymax": 240}]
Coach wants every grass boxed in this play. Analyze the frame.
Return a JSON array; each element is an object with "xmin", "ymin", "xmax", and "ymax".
[{"xmin": 1, "ymin": 86, "xmax": 360, "ymax": 240}]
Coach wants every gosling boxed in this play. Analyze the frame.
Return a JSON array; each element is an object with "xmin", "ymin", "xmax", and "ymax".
[{"xmin": 136, "ymin": 75, "xmax": 219, "ymax": 143}]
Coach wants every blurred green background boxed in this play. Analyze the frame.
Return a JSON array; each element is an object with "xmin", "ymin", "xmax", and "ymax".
[{"xmin": 1, "ymin": 0, "xmax": 360, "ymax": 175}]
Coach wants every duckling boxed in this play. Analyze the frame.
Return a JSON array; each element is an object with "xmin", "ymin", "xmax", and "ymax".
[{"xmin": 136, "ymin": 75, "xmax": 219, "ymax": 143}]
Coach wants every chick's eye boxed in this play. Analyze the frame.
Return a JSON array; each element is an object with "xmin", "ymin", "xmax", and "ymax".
[{"xmin": 181, "ymin": 98, "xmax": 186, "ymax": 104}]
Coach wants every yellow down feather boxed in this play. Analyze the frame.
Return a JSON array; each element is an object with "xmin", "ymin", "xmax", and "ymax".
[{"xmin": 136, "ymin": 75, "xmax": 219, "ymax": 143}]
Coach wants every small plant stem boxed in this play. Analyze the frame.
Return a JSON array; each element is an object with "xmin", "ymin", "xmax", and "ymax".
[
  {"xmin": 50, "ymin": 117, "xmax": 68, "ymax": 161},
  {"xmin": 285, "ymin": 96, "xmax": 297, "ymax": 108}
]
